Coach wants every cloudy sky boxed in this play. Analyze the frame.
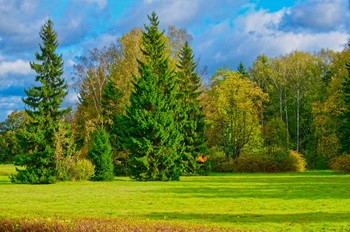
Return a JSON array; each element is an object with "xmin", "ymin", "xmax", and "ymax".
[{"xmin": 0, "ymin": 0, "xmax": 349, "ymax": 121}]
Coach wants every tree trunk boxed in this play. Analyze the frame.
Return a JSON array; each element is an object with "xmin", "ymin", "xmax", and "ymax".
[
  {"xmin": 279, "ymin": 89, "xmax": 283, "ymax": 121},
  {"xmin": 297, "ymin": 88, "xmax": 300, "ymax": 153},
  {"xmin": 221, "ymin": 121, "xmax": 229, "ymax": 161},
  {"xmin": 284, "ymin": 89, "xmax": 289, "ymax": 149}
]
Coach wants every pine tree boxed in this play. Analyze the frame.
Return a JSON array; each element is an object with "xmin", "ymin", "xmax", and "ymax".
[
  {"xmin": 11, "ymin": 19, "xmax": 69, "ymax": 184},
  {"xmin": 176, "ymin": 41, "xmax": 207, "ymax": 175},
  {"xmin": 88, "ymin": 128, "xmax": 114, "ymax": 181},
  {"xmin": 339, "ymin": 63, "xmax": 350, "ymax": 154},
  {"xmin": 237, "ymin": 61, "xmax": 248, "ymax": 77},
  {"xmin": 119, "ymin": 12, "xmax": 182, "ymax": 181}
]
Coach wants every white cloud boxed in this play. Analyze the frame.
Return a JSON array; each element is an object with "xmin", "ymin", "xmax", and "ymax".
[
  {"xmin": 193, "ymin": 4, "xmax": 349, "ymax": 74},
  {"xmin": 0, "ymin": 96, "xmax": 22, "ymax": 108},
  {"xmin": 156, "ymin": 0, "xmax": 200, "ymax": 26},
  {"xmin": 83, "ymin": 0, "xmax": 107, "ymax": 9},
  {"xmin": 80, "ymin": 33, "xmax": 117, "ymax": 50},
  {"xmin": 280, "ymin": 0, "xmax": 349, "ymax": 32},
  {"xmin": 0, "ymin": 60, "xmax": 32, "ymax": 77}
]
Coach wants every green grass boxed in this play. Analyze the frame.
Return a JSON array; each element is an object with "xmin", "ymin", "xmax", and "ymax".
[{"xmin": 0, "ymin": 164, "xmax": 350, "ymax": 231}]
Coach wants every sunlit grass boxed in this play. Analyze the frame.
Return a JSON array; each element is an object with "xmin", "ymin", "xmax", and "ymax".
[{"xmin": 0, "ymin": 164, "xmax": 349, "ymax": 231}]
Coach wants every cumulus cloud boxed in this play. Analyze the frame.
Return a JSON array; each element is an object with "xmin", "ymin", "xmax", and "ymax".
[
  {"xmin": 116, "ymin": 0, "xmax": 247, "ymax": 31},
  {"xmin": 0, "ymin": 60, "xmax": 32, "ymax": 77},
  {"xmin": 0, "ymin": 96, "xmax": 23, "ymax": 109},
  {"xmin": 192, "ymin": 3, "xmax": 349, "ymax": 74},
  {"xmin": 279, "ymin": 0, "xmax": 350, "ymax": 33},
  {"xmin": 0, "ymin": 0, "xmax": 349, "ymax": 120}
]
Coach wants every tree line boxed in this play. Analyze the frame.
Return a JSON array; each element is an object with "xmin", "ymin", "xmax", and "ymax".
[{"xmin": 1, "ymin": 13, "xmax": 349, "ymax": 183}]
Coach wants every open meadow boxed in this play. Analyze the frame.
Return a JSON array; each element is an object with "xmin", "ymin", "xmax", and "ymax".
[{"xmin": 0, "ymin": 164, "xmax": 350, "ymax": 231}]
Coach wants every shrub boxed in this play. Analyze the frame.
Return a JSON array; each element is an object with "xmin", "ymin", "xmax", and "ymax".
[
  {"xmin": 207, "ymin": 146, "xmax": 307, "ymax": 173},
  {"xmin": 207, "ymin": 147, "xmax": 228, "ymax": 172},
  {"xmin": 10, "ymin": 167, "xmax": 56, "ymax": 184},
  {"xmin": 233, "ymin": 154, "xmax": 270, "ymax": 173},
  {"xmin": 57, "ymin": 157, "xmax": 95, "ymax": 181},
  {"xmin": 290, "ymin": 150, "xmax": 307, "ymax": 172},
  {"xmin": 232, "ymin": 151, "xmax": 306, "ymax": 173},
  {"xmin": 331, "ymin": 154, "xmax": 350, "ymax": 173},
  {"xmin": 88, "ymin": 128, "xmax": 114, "ymax": 181},
  {"xmin": 70, "ymin": 159, "xmax": 96, "ymax": 181}
]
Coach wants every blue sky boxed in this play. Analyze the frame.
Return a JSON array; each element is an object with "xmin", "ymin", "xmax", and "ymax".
[{"xmin": 0, "ymin": 0, "xmax": 349, "ymax": 121}]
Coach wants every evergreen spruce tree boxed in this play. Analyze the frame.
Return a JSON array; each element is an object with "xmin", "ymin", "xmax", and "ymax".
[
  {"xmin": 120, "ymin": 12, "xmax": 182, "ymax": 181},
  {"xmin": 176, "ymin": 41, "xmax": 207, "ymax": 175},
  {"xmin": 339, "ymin": 63, "xmax": 350, "ymax": 154},
  {"xmin": 237, "ymin": 61, "xmax": 248, "ymax": 77},
  {"xmin": 88, "ymin": 128, "xmax": 114, "ymax": 181},
  {"xmin": 11, "ymin": 19, "xmax": 69, "ymax": 184}
]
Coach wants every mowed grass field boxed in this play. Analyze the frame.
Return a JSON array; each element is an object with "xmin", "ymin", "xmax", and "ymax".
[{"xmin": 0, "ymin": 164, "xmax": 350, "ymax": 231}]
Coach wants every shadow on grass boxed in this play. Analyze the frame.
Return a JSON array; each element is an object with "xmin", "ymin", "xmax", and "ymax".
[
  {"xmin": 146, "ymin": 211, "xmax": 350, "ymax": 225},
  {"xmin": 151, "ymin": 183, "xmax": 350, "ymax": 200},
  {"xmin": 150, "ymin": 175, "xmax": 350, "ymax": 200}
]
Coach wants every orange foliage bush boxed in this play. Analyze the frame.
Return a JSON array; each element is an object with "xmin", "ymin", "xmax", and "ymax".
[
  {"xmin": 197, "ymin": 154, "xmax": 208, "ymax": 163},
  {"xmin": 331, "ymin": 154, "xmax": 350, "ymax": 173}
]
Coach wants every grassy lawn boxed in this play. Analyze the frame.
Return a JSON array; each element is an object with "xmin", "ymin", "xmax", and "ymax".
[{"xmin": 0, "ymin": 164, "xmax": 350, "ymax": 231}]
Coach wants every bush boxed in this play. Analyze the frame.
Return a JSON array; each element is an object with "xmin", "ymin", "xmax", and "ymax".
[
  {"xmin": 88, "ymin": 128, "xmax": 114, "ymax": 181},
  {"xmin": 207, "ymin": 146, "xmax": 307, "ymax": 173},
  {"xmin": 10, "ymin": 167, "xmax": 56, "ymax": 184},
  {"xmin": 233, "ymin": 154, "xmax": 271, "ymax": 173},
  {"xmin": 207, "ymin": 147, "xmax": 230, "ymax": 172},
  {"xmin": 231, "ymin": 151, "xmax": 306, "ymax": 173},
  {"xmin": 290, "ymin": 150, "xmax": 307, "ymax": 172},
  {"xmin": 57, "ymin": 157, "xmax": 95, "ymax": 181},
  {"xmin": 331, "ymin": 154, "xmax": 350, "ymax": 173}
]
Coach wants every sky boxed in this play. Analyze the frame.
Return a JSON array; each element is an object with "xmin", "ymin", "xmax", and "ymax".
[{"xmin": 0, "ymin": 0, "xmax": 349, "ymax": 121}]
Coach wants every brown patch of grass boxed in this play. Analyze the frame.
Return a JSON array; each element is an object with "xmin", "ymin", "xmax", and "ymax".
[{"xmin": 0, "ymin": 218, "xmax": 246, "ymax": 232}]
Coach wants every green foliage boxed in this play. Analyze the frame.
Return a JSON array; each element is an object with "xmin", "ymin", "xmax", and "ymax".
[
  {"xmin": 176, "ymin": 41, "xmax": 207, "ymax": 176},
  {"xmin": 88, "ymin": 128, "xmax": 114, "ymax": 181},
  {"xmin": 263, "ymin": 117, "xmax": 289, "ymax": 156},
  {"xmin": 57, "ymin": 156, "xmax": 95, "ymax": 181},
  {"xmin": 0, "ymin": 111, "xmax": 29, "ymax": 163},
  {"xmin": 207, "ymin": 147, "xmax": 229, "ymax": 172},
  {"xmin": 113, "ymin": 151, "xmax": 130, "ymax": 176},
  {"xmin": 339, "ymin": 63, "xmax": 350, "ymax": 154},
  {"xmin": 119, "ymin": 12, "xmax": 182, "ymax": 181},
  {"xmin": 331, "ymin": 154, "xmax": 350, "ymax": 173},
  {"xmin": 10, "ymin": 167, "xmax": 56, "ymax": 184},
  {"xmin": 205, "ymin": 70, "xmax": 267, "ymax": 160},
  {"xmin": 236, "ymin": 61, "xmax": 248, "ymax": 77},
  {"xmin": 11, "ymin": 19, "xmax": 69, "ymax": 184}
]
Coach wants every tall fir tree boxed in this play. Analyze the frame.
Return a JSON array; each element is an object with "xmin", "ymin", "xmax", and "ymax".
[
  {"xmin": 176, "ymin": 41, "xmax": 207, "ymax": 175},
  {"xmin": 119, "ymin": 12, "xmax": 182, "ymax": 181},
  {"xmin": 11, "ymin": 19, "xmax": 69, "ymax": 184},
  {"xmin": 339, "ymin": 63, "xmax": 350, "ymax": 154}
]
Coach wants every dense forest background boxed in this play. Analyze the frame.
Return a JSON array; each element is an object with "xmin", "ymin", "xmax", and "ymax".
[{"xmin": 1, "ymin": 13, "xmax": 350, "ymax": 183}]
